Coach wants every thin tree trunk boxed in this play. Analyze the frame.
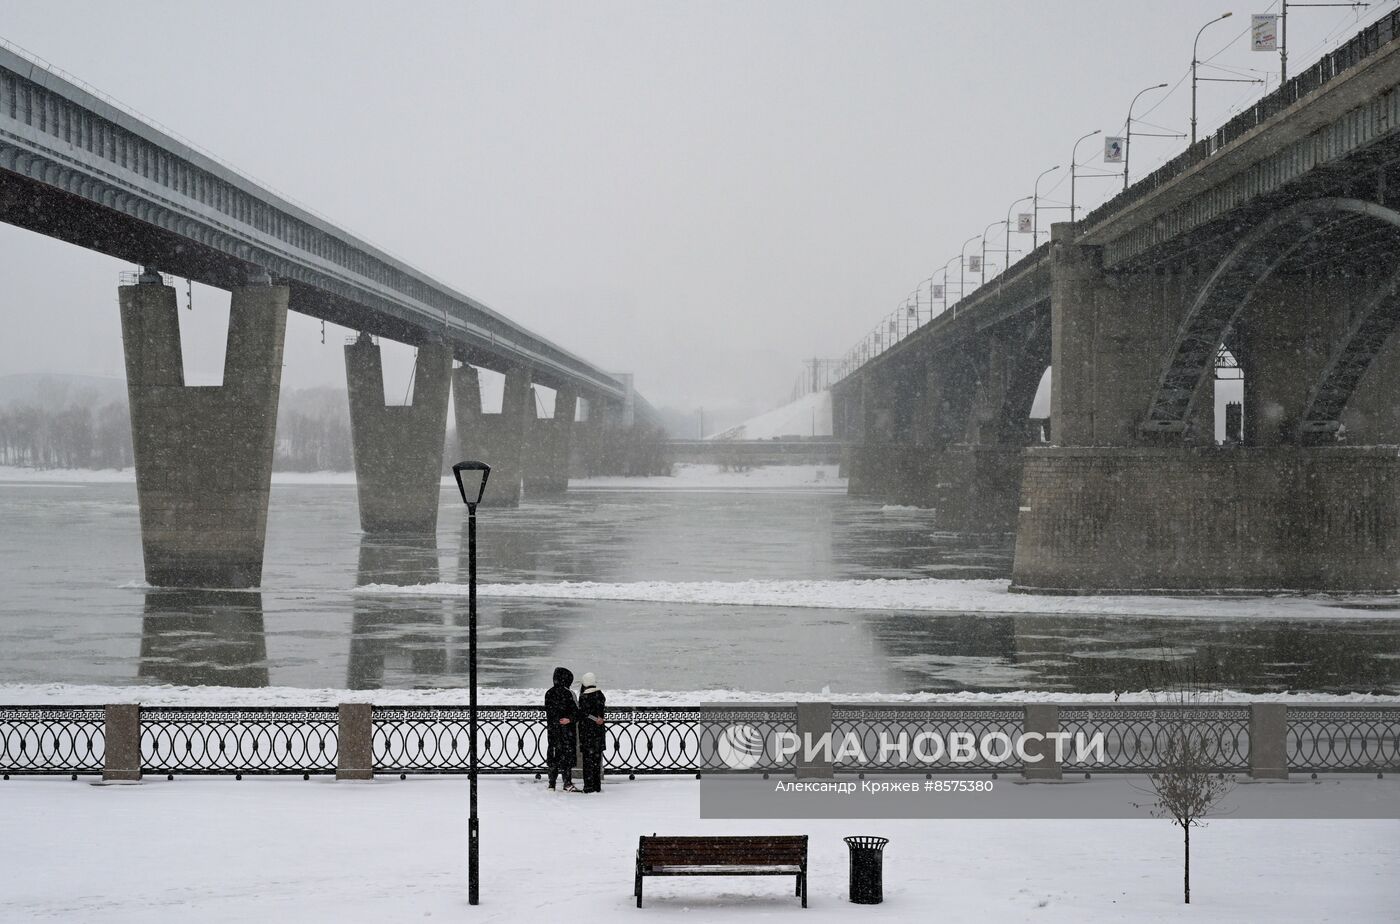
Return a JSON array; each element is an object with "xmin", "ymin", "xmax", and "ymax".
[{"xmin": 1184, "ymin": 824, "xmax": 1190, "ymax": 904}]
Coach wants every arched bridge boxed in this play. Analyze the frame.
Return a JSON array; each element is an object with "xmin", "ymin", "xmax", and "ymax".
[{"xmin": 832, "ymin": 13, "xmax": 1400, "ymax": 593}]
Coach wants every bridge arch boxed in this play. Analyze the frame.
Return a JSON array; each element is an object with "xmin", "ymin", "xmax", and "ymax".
[{"xmin": 1141, "ymin": 197, "xmax": 1400, "ymax": 439}]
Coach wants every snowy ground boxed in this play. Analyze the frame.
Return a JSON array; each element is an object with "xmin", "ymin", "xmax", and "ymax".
[
  {"xmin": 2, "ymin": 775, "xmax": 1394, "ymax": 923},
  {"xmin": 708, "ymin": 389, "xmax": 832, "ymax": 440},
  {"xmin": 358, "ymin": 576, "xmax": 1400, "ymax": 621},
  {"xmin": 5, "ymin": 682, "xmax": 1398, "ymax": 707}
]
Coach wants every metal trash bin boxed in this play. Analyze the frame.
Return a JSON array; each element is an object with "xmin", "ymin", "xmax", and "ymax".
[{"xmin": 843, "ymin": 835, "xmax": 888, "ymax": 904}]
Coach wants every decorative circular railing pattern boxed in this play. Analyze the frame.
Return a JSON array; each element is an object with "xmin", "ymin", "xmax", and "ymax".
[
  {"xmin": 0, "ymin": 706, "xmax": 104, "ymax": 775},
  {"xmin": 1286, "ymin": 707, "xmax": 1400, "ymax": 773},
  {"xmin": 831, "ymin": 706, "xmax": 1024, "ymax": 773},
  {"xmin": 1060, "ymin": 705, "xmax": 1250, "ymax": 773},
  {"xmin": 373, "ymin": 706, "xmax": 799, "ymax": 775},
  {"xmin": 2, "ymin": 703, "xmax": 1396, "ymax": 777},
  {"xmin": 141, "ymin": 707, "xmax": 338, "ymax": 776}
]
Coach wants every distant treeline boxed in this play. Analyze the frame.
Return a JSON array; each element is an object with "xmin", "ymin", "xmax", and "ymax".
[
  {"xmin": 0, "ymin": 384, "xmax": 672, "ymax": 476},
  {"xmin": 0, "ymin": 386, "xmax": 356, "ymax": 472}
]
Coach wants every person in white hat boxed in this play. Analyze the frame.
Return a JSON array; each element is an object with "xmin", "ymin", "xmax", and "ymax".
[{"xmin": 577, "ymin": 672, "xmax": 606, "ymax": 793}]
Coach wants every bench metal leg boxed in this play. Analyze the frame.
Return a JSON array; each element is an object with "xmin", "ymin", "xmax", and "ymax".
[
  {"xmin": 800, "ymin": 872, "xmax": 808, "ymax": 908},
  {"xmin": 636, "ymin": 875, "xmax": 643, "ymax": 908}
]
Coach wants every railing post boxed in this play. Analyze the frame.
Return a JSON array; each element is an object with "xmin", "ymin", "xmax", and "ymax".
[
  {"xmin": 1021, "ymin": 704, "xmax": 1061, "ymax": 780},
  {"xmin": 103, "ymin": 704, "xmax": 141, "ymax": 782},
  {"xmin": 337, "ymin": 703, "xmax": 374, "ymax": 781},
  {"xmin": 795, "ymin": 702, "xmax": 833, "ymax": 779},
  {"xmin": 1249, "ymin": 703, "xmax": 1288, "ymax": 779}
]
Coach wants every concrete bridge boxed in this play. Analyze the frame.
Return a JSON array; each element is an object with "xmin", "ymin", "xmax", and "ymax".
[
  {"xmin": 0, "ymin": 43, "xmax": 660, "ymax": 588},
  {"xmin": 832, "ymin": 14, "xmax": 1400, "ymax": 593}
]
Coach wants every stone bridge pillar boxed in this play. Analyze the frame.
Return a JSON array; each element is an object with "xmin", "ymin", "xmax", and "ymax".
[
  {"xmin": 454, "ymin": 364, "xmax": 532, "ymax": 506},
  {"xmin": 120, "ymin": 275, "xmax": 287, "ymax": 588},
  {"xmin": 524, "ymin": 386, "xmax": 576, "ymax": 497},
  {"xmin": 1013, "ymin": 224, "xmax": 1400, "ymax": 592},
  {"xmin": 344, "ymin": 334, "xmax": 452, "ymax": 535}
]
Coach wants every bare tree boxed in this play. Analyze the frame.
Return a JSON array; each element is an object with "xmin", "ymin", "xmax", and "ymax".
[{"xmin": 1134, "ymin": 657, "xmax": 1236, "ymax": 904}]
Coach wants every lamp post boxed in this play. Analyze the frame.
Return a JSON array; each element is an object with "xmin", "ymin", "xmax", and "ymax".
[
  {"xmin": 939, "ymin": 255, "xmax": 959, "ymax": 317},
  {"xmin": 959, "ymin": 233, "xmax": 981, "ymax": 313},
  {"xmin": 453, "ymin": 460, "xmax": 491, "ymax": 907},
  {"xmin": 1070, "ymin": 130, "xmax": 1101, "ymax": 223},
  {"xmin": 982, "ymin": 219, "xmax": 1008, "ymax": 285},
  {"xmin": 1192, "ymin": 13, "xmax": 1233, "ymax": 145},
  {"xmin": 1124, "ymin": 83, "xmax": 1170, "ymax": 190},
  {"xmin": 1004, "ymin": 195, "xmax": 1032, "ymax": 275},
  {"xmin": 1280, "ymin": 2, "xmax": 1369, "ymax": 84},
  {"xmin": 1033, "ymin": 165, "xmax": 1061, "ymax": 246}
]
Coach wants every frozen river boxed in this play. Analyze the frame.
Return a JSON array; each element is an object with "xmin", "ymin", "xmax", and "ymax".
[{"xmin": 0, "ymin": 475, "xmax": 1397, "ymax": 694}]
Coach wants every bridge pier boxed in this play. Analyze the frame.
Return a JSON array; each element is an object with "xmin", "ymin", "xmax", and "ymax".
[
  {"xmin": 120, "ymin": 276, "xmax": 287, "ymax": 588},
  {"xmin": 454, "ymin": 364, "xmax": 532, "ymax": 506},
  {"xmin": 524, "ymin": 386, "xmax": 575, "ymax": 497},
  {"xmin": 1014, "ymin": 446, "xmax": 1400, "ymax": 591},
  {"xmin": 344, "ymin": 334, "xmax": 452, "ymax": 535},
  {"xmin": 1012, "ymin": 224, "xmax": 1400, "ymax": 592}
]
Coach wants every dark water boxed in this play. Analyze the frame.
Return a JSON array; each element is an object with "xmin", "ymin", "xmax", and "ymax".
[{"xmin": 0, "ymin": 480, "xmax": 1396, "ymax": 694}]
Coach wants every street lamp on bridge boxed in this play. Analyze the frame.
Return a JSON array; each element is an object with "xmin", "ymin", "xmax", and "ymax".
[
  {"xmin": 1004, "ymin": 195, "xmax": 1032, "ymax": 278},
  {"xmin": 1033, "ymin": 165, "xmax": 1061, "ymax": 247},
  {"xmin": 1191, "ymin": 12, "xmax": 1234, "ymax": 145},
  {"xmin": 1070, "ymin": 129, "xmax": 1102, "ymax": 223},
  {"xmin": 1124, "ymin": 82, "xmax": 1170, "ymax": 190},
  {"xmin": 959, "ymin": 233, "xmax": 982, "ymax": 315},
  {"xmin": 982, "ymin": 219, "xmax": 1008, "ymax": 286}
]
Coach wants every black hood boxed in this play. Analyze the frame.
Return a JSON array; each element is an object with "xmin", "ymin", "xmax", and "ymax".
[{"xmin": 552, "ymin": 666, "xmax": 574, "ymax": 687}]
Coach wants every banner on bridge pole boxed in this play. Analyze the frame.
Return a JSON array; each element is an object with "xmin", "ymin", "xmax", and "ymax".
[
  {"xmin": 967, "ymin": 255, "xmax": 982, "ymax": 273},
  {"xmin": 1104, "ymin": 137, "xmax": 1124, "ymax": 163},
  {"xmin": 932, "ymin": 284, "xmax": 944, "ymax": 299},
  {"xmin": 1252, "ymin": 14, "xmax": 1279, "ymax": 51},
  {"xmin": 1017, "ymin": 213, "xmax": 1033, "ymax": 233}
]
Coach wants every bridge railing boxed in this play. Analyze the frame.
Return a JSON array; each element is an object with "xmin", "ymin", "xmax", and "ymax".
[{"xmin": 3, "ymin": 702, "xmax": 1395, "ymax": 778}]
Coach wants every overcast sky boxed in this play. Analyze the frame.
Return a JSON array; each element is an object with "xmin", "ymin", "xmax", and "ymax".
[{"xmin": 0, "ymin": 0, "xmax": 1390, "ymax": 419}]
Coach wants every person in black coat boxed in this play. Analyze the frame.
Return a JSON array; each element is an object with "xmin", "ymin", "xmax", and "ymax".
[
  {"xmin": 545, "ymin": 666, "xmax": 579, "ymax": 791},
  {"xmin": 577, "ymin": 672, "xmax": 606, "ymax": 793}
]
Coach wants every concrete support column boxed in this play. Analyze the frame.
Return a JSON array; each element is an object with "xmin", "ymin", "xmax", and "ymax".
[
  {"xmin": 1049, "ymin": 224, "xmax": 1104, "ymax": 446},
  {"xmin": 1248, "ymin": 703, "xmax": 1289, "ymax": 780},
  {"xmin": 1021, "ymin": 704, "xmax": 1061, "ymax": 780},
  {"xmin": 336, "ymin": 702, "xmax": 374, "ymax": 780},
  {"xmin": 794, "ymin": 702, "xmax": 833, "ymax": 779},
  {"xmin": 103, "ymin": 704, "xmax": 141, "ymax": 781},
  {"xmin": 524, "ymin": 386, "xmax": 575, "ymax": 497},
  {"xmin": 454, "ymin": 364, "xmax": 532, "ymax": 506},
  {"xmin": 121, "ymin": 280, "xmax": 287, "ymax": 588},
  {"xmin": 344, "ymin": 335, "xmax": 452, "ymax": 535}
]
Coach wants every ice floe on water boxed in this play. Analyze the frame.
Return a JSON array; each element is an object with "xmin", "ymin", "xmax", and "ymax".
[{"xmin": 355, "ymin": 577, "xmax": 1400, "ymax": 620}]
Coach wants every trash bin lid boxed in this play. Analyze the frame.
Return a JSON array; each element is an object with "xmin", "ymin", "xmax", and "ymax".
[{"xmin": 844, "ymin": 836, "xmax": 889, "ymax": 850}]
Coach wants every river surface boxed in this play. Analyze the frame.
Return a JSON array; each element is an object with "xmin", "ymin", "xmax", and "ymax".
[{"xmin": 0, "ymin": 479, "xmax": 1397, "ymax": 694}]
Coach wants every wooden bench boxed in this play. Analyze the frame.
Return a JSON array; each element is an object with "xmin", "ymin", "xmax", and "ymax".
[{"xmin": 634, "ymin": 835, "xmax": 808, "ymax": 908}]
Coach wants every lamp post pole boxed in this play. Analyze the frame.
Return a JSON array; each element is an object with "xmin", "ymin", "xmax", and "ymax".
[
  {"xmin": 1070, "ymin": 130, "xmax": 1101, "ymax": 223},
  {"xmin": 1033, "ymin": 165, "xmax": 1061, "ymax": 247},
  {"xmin": 959, "ymin": 233, "xmax": 981, "ymax": 314},
  {"xmin": 940, "ymin": 255, "xmax": 959, "ymax": 317},
  {"xmin": 468, "ymin": 498, "xmax": 479, "ymax": 905},
  {"xmin": 1192, "ymin": 13, "xmax": 1234, "ymax": 145},
  {"xmin": 1005, "ymin": 195, "xmax": 1032, "ymax": 274},
  {"xmin": 452, "ymin": 459, "xmax": 490, "ymax": 908},
  {"xmin": 982, "ymin": 219, "xmax": 1007, "ymax": 285},
  {"xmin": 1124, "ymin": 83, "xmax": 1169, "ymax": 190}
]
